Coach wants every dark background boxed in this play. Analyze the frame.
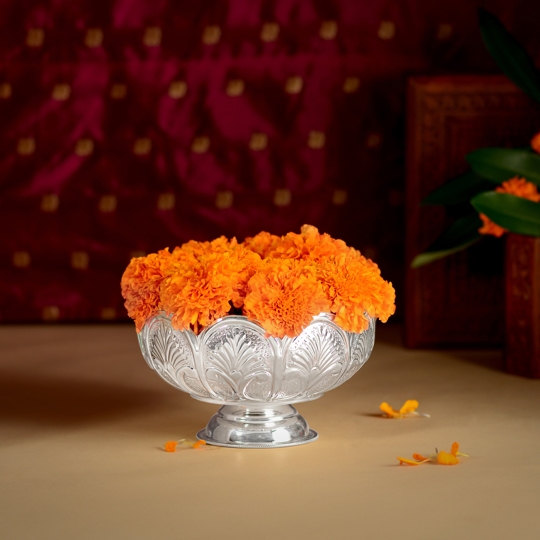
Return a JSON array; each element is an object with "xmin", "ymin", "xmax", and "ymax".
[{"xmin": 1, "ymin": 0, "xmax": 539, "ymax": 324}]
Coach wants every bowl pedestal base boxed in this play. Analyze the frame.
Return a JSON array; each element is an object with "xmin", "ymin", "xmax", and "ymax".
[{"xmin": 196, "ymin": 404, "xmax": 318, "ymax": 448}]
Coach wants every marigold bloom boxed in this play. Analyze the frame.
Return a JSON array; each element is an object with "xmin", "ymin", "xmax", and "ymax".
[
  {"xmin": 243, "ymin": 259, "xmax": 331, "ymax": 338},
  {"xmin": 319, "ymin": 255, "xmax": 396, "ymax": 333},
  {"xmin": 479, "ymin": 177, "xmax": 540, "ymax": 237},
  {"xmin": 531, "ymin": 131, "xmax": 540, "ymax": 154},
  {"xmin": 160, "ymin": 252, "xmax": 236, "ymax": 334},
  {"xmin": 243, "ymin": 231, "xmax": 281, "ymax": 259},
  {"xmin": 266, "ymin": 224, "xmax": 357, "ymax": 263},
  {"xmin": 121, "ymin": 249, "xmax": 172, "ymax": 332}
]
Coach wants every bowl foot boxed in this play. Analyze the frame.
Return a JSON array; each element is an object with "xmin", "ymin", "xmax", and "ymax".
[{"xmin": 196, "ymin": 404, "xmax": 318, "ymax": 448}]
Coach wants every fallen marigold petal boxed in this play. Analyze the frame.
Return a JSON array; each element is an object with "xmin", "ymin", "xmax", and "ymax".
[
  {"xmin": 380, "ymin": 402, "xmax": 400, "ymax": 418},
  {"xmin": 399, "ymin": 399, "xmax": 419, "ymax": 414},
  {"xmin": 437, "ymin": 451, "xmax": 459, "ymax": 465},
  {"xmin": 451, "ymin": 442, "xmax": 459, "ymax": 456},
  {"xmin": 412, "ymin": 453, "xmax": 429, "ymax": 461},
  {"xmin": 397, "ymin": 456, "xmax": 428, "ymax": 466},
  {"xmin": 164, "ymin": 441, "xmax": 178, "ymax": 453},
  {"xmin": 193, "ymin": 440, "xmax": 207, "ymax": 449}
]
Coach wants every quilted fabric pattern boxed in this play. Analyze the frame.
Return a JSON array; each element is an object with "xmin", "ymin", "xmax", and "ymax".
[{"xmin": 1, "ymin": 0, "xmax": 539, "ymax": 323}]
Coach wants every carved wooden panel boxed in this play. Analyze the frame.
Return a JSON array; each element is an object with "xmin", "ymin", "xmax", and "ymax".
[
  {"xmin": 505, "ymin": 234, "xmax": 540, "ymax": 378},
  {"xmin": 405, "ymin": 75, "xmax": 540, "ymax": 347}
]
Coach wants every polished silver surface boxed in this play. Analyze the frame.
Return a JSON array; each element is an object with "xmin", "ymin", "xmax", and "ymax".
[
  {"xmin": 196, "ymin": 404, "xmax": 318, "ymax": 448},
  {"xmin": 138, "ymin": 312, "xmax": 375, "ymax": 448}
]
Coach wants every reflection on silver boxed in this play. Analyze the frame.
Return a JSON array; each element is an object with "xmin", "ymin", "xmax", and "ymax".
[{"xmin": 138, "ymin": 313, "xmax": 375, "ymax": 448}]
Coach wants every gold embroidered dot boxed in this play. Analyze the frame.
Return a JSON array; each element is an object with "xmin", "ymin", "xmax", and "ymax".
[
  {"xmin": 437, "ymin": 23, "xmax": 453, "ymax": 40},
  {"xmin": 168, "ymin": 81, "xmax": 187, "ymax": 99},
  {"xmin": 202, "ymin": 25, "xmax": 221, "ymax": 45},
  {"xmin": 130, "ymin": 250, "xmax": 146, "ymax": 258},
  {"xmin": 332, "ymin": 189, "xmax": 347, "ymax": 205},
  {"xmin": 26, "ymin": 28, "xmax": 44, "ymax": 47},
  {"xmin": 215, "ymin": 191, "xmax": 233, "ymax": 209},
  {"xmin": 42, "ymin": 306, "xmax": 60, "ymax": 322},
  {"xmin": 308, "ymin": 131, "xmax": 325, "ymax": 149},
  {"xmin": 343, "ymin": 77, "xmax": 360, "ymax": 93},
  {"xmin": 0, "ymin": 83, "xmax": 12, "ymax": 99},
  {"xmin": 144, "ymin": 26, "xmax": 162, "ymax": 47},
  {"xmin": 274, "ymin": 188, "xmax": 291, "ymax": 207},
  {"xmin": 366, "ymin": 133, "xmax": 382, "ymax": 148},
  {"xmin": 17, "ymin": 138, "xmax": 36, "ymax": 156},
  {"xmin": 320, "ymin": 20, "xmax": 337, "ymax": 40},
  {"xmin": 260, "ymin": 22, "xmax": 279, "ymax": 42},
  {"xmin": 71, "ymin": 251, "xmax": 89, "ymax": 270},
  {"xmin": 110, "ymin": 84, "xmax": 127, "ymax": 99},
  {"xmin": 75, "ymin": 138, "xmax": 94, "ymax": 157},
  {"xmin": 378, "ymin": 21, "xmax": 395, "ymax": 40},
  {"xmin": 41, "ymin": 194, "xmax": 59, "ymax": 212},
  {"xmin": 85, "ymin": 28, "xmax": 103, "ymax": 47},
  {"xmin": 249, "ymin": 132, "xmax": 268, "ymax": 151},
  {"xmin": 99, "ymin": 195, "xmax": 117, "ymax": 213},
  {"xmin": 191, "ymin": 136, "xmax": 210, "ymax": 154},
  {"xmin": 13, "ymin": 251, "xmax": 30, "ymax": 268},
  {"xmin": 285, "ymin": 76, "xmax": 303, "ymax": 94},
  {"xmin": 101, "ymin": 307, "xmax": 116, "ymax": 320},
  {"xmin": 52, "ymin": 84, "xmax": 71, "ymax": 101},
  {"xmin": 133, "ymin": 138, "xmax": 152, "ymax": 155},
  {"xmin": 157, "ymin": 193, "xmax": 175, "ymax": 211},
  {"xmin": 226, "ymin": 80, "xmax": 244, "ymax": 96}
]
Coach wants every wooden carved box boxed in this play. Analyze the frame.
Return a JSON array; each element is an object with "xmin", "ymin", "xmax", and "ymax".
[{"xmin": 405, "ymin": 75, "xmax": 540, "ymax": 348}]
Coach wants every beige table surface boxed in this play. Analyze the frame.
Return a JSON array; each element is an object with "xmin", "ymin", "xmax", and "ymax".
[{"xmin": 1, "ymin": 323, "xmax": 540, "ymax": 540}]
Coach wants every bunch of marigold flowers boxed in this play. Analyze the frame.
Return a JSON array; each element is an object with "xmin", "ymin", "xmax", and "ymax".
[{"xmin": 121, "ymin": 225, "xmax": 395, "ymax": 338}]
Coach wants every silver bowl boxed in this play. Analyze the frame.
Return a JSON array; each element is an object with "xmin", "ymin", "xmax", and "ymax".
[{"xmin": 138, "ymin": 313, "xmax": 375, "ymax": 448}]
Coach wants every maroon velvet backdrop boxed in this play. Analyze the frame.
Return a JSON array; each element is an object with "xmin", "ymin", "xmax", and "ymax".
[{"xmin": 1, "ymin": 0, "xmax": 539, "ymax": 324}]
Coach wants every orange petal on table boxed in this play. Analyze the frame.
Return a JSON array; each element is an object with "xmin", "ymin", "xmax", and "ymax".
[
  {"xmin": 397, "ymin": 456, "xmax": 428, "ymax": 466},
  {"xmin": 450, "ymin": 442, "xmax": 459, "ymax": 456},
  {"xmin": 399, "ymin": 399, "xmax": 419, "ymax": 414},
  {"xmin": 437, "ymin": 451, "xmax": 459, "ymax": 465},
  {"xmin": 164, "ymin": 441, "xmax": 178, "ymax": 453},
  {"xmin": 412, "ymin": 453, "xmax": 430, "ymax": 461},
  {"xmin": 193, "ymin": 440, "xmax": 207, "ymax": 449},
  {"xmin": 380, "ymin": 402, "xmax": 400, "ymax": 418}
]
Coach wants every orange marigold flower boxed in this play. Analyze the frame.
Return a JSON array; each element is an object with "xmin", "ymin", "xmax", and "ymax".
[
  {"xmin": 243, "ymin": 231, "xmax": 281, "ymax": 259},
  {"xmin": 164, "ymin": 441, "xmax": 178, "ymax": 452},
  {"xmin": 160, "ymin": 252, "xmax": 236, "ymax": 335},
  {"xmin": 479, "ymin": 213, "xmax": 506, "ymax": 237},
  {"xmin": 121, "ymin": 249, "xmax": 173, "ymax": 332},
  {"xmin": 479, "ymin": 177, "xmax": 540, "ymax": 237},
  {"xmin": 497, "ymin": 177, "xmax": 540, "ymax": 201},
  {"xmin": 531, "ymin": 132, "xmax": 540, "ymax": 154},
  {"xmin": 318, "ymin": 255, "xmax": 396, "ymax": 333},
  {"xmin": 243, "ymin": 259, "xmax": 331, "ymax": 338},
  {"xmin": 267, "ymin": 224, "xmax": 357, "ymax": 263}
]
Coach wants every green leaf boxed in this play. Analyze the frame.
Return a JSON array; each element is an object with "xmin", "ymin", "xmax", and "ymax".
[
  {"xmin": 411, "ymin": 215, "xmax": 482, "ymax": 268},
  {"xmin": 422, "ymin": 171, "xmax": 496, "ymax": 206},
  {"xmin": 471, "ymin": 192, "xmax": 540, "ymax": 236},
  {"xmin": 466, "ymin": 148, "xmax": 540, "ymax": 186},
  {"xmin": 479, "ymin": 9, "xmax": 540, "ymax": 103}
]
